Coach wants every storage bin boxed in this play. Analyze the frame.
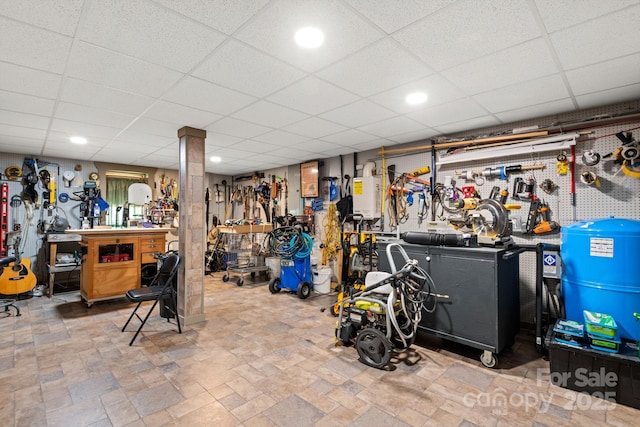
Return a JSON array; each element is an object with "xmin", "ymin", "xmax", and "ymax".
[{"xmin": 584, "ymin": 310, "xmax": 618, "ymax": 338}]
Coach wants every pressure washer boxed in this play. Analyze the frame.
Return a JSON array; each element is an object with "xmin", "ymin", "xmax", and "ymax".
[{"xmin": 335, "ymin": 243, "xmax": 435, "ymax": 369}]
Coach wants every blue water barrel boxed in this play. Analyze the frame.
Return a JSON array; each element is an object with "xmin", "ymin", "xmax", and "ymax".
[{"xmin": 561, "ymin": 217, "xmax": 640, "ymax": 341}]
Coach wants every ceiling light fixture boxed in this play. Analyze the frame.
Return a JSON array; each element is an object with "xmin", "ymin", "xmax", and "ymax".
[
  {"xmin": 70, "ymin": 136, "xmax": 87, "ymax": 144},
  {"xmin": 295, "ymin": 27, "xmax": 324, "ymax": 48},
  {"xmin": 210, "ymin": 156, "xmax": 222, "ymax": 163},
  {"xmin": 405, "ymin": 92, "xmax": 427, "ymax": 106}
]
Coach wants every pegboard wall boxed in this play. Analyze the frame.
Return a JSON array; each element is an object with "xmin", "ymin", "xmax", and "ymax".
[
  {"xmin": 0, "ymin": 153, "xmax": 99, "ymax": 284},
  {"xmin": 355, "ymin": 100, "xmax": 640, "ymax": 325}
]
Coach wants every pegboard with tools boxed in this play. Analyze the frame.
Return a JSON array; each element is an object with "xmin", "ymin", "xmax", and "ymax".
[{"xmin": 359, "ymin": 100, "xmax": 640, "ymax": 325}]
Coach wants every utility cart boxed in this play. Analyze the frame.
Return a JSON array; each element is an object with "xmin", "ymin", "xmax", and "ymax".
[{"xmin": 217, "ymin": 223, "xmax": 272, "ymax": 286}]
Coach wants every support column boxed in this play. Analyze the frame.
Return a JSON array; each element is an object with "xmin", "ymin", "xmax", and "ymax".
[{"xmin": 177, "ymin": 126, "xmax": 206, "ymax": 325}]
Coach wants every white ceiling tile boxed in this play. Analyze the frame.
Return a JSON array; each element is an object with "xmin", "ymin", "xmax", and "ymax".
[
  {"xmin": 154, "ymin": 0, "xmax": 269, "ymax": 35},
  {"xmin": 295, "ymin": 140, "xmax": 341, "ymax": 154},
  {"xmin": 551, "ymin": 5, "xmax": 640, "ymax": 69},
  {"xmin": 67, "ymin": 42, "xmax": 184, "ymax": 97},
  {"xmin": 0, "ymin": 62, "xmax": 62, "ymax": 99},
  {"xmin": 253, "ymin": 130, "xmax": 310, "ymax": 146},
  {"xmin": 494, "ymin": 98, "xmax": 576, "ymax": 124},
  {"xmin": 115, "ymin": 130, "xmax": 175, "ymax": 147},
  {"xmin": 50, "ymin": 118, "xmax": 120, "ymax": 140},
  {"xmin": 369, "ymin": 74, "xmax": 465, "ymax": 114},
  {"xmin": 61, "ymin": 78, "xmax": 155, "ymax": 116},
  {"xmin": 407, "ymin": 98, "xmax": 488, "ymax": 127},
  {"xmin": 235, "ymin": 0, "xmax": 383, "ymax": 72},
  {"xmin": 1, "ymin": 137, "xmax": 45, "ymax": 153},
  {"xmin": 268, "ymin": 146, "xmax": 315, "ymax": 160},
  {"xmin": 442, "ymin": 38, "xmax": 558, "ymax": 94},
  {"xmin": 207, "ymin": 146, "xmax": 253, "ymax": 160},
  {"xmin": 358, "ymin": 116, "xmax": 425, "ymax": 138},
  {"xmin": 205, "ymin": 132, "xmax": 244, "ymax": 147},
  {"xmin": 192, "ymin": 39, "xmax": 305, "ymax": 97},
  {"xmin": 0, "ymin": 90, "xmax": 55, "ymax": 116},
  {"xmin": 228, "ymin": 139, "xmax": 280, "ymax": 154},
  {"xmin": 534, "ymin": 0, "xmax": 639, "ymax": 33},
  {"xmin": 320, "ymin": 129, "xmax": 378, "ymax": 145},
  {"xmin": 164, "ymin": 76, "xmax": 256, "ymax": 115},
  {"xmin": 232, "ymin": 101, "xmax": 309, "ymax": 128},
  {"xmin": 206, "ymin": 117, "xmax": 271, "ymax": 139},
  {"xmin": 0, "ymin": 111, "xmax": 50, "ymax": 129},
  {"xmin": 320, "ymin": 145, "xmax": 358, "ymax": 157},
  {"xmin": 46, "ymin": 132, "xmax": 110, "ymax": 148},
  {"xmin": 55, "ymin": 102, "xmax": 135, "ymax": 129},
  {"xmin": 0, "ymin": 16, "xmax": 72, "ymax": 73},
  {"xmin": 319, "ymin": 100, "xmax": 396, "ymax": 127},
  {"xmin": 318, "ymin": 38, "xmax": 431, "ymax": 97},
  {"xmin": 386, "ymin": 128, "xmax": 439, "ymax": 144},
  {"xmin": 394, "ymin": 0, "xmax": 540, "ymax": 70},
  {"xmin": 267, "ymin": 76, "xmax": 359, "ymax": 115},
  {"xmin": 567, "ymin": 54, "xmax": 640, "ymax": 96},
  {"xmin": 0, "ymin": 0, "xmax": 83, "ymax": 36},
  {"xmin": 82, "ymin": 0, "xmax": 226, "ymax": 73},
  {"xmin": 143, "ymin": 101, "xmax": 221, "ymax": 128},
  {"xmin": 0, "ymin": 123, "xmax": 46, "ymax": 140},
  {"xmin": 473, "ymin": 75, "xmax": 570, "ymax": 113},
  {"xmin": 126, "ymin": 117, "xmax": 182, "ymax": 138},
  {"xmin": 344, "ymin": 0, "xmax": 456, "ymax": 34},
  {"xmin": 96, "ymin": 140, "xmax": 158, "ymax": 155},
  {"xmin": 433, "ymin": 116, "xmax": 501, "ymax": 135},
  {"xmin": 349, "ymin": 139, "xmax": 387, "ymax": 151},
  {"xmin": 575, "ymin": 84, "xmax": 640, "ymax": 110},
  {"xmin": 43, "ymin": 137, "xmax": 105, "ymax": 156},
  {"xmin": 41, "ymin": 145, "xmax": 100, "ymax": 159},
  {"xmin": 282, "ymin": 117, "xmax": 347, "ymax": 138}
]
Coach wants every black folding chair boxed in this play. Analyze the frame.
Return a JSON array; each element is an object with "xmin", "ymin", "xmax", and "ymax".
[{"xmin": 122, "ymin": 252, "xmax": 181, "ymax": 345}]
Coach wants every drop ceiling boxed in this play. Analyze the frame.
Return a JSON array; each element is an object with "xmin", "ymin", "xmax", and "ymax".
[{"xmin": 1, "ymin": 0, "xmax": 639, "ymax": 175}]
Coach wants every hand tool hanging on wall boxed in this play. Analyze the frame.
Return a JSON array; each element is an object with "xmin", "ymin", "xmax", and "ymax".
[
  {"xmin": 456, "ymin": 163, "xmax": 545, "ymax": 184},
  {"xmin": 205, "ymin": 188, "xmax": 211, "ymax": 230}
]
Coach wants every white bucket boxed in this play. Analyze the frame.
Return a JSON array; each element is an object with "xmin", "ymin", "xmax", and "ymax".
[
  {"xmin": 313, "ymin": 267, "xmax": 332, "ymax": 294},
  {"xmin": 266, "ymin": 257, "xmax": 280, "ymax": 278}
]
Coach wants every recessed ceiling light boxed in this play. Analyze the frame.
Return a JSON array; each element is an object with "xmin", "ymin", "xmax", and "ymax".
[
  {"xmin": 295, "ymin": 27, "xmax": 324, "ymax": 49},
  {"xmin": 70, "ymin": 136, "xmax": 87, "ymax": 144},
  {"xmin": 210, "ymin": 156, "xmax": 222, "ymax": 163},
  {"xmin": 405, "ymin": 92, "xmax": 427, "ymax": 106}
]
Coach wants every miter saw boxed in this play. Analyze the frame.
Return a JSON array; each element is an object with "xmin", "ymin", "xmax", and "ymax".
[{"xmin": 450, "ymin": 196, "xmax": 515, "ymax": 247}]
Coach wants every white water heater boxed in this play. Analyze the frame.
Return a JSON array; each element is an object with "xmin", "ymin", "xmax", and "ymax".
[{"xmin": 352, "ymin": 176, "xmax": 382, "ymax": 219}]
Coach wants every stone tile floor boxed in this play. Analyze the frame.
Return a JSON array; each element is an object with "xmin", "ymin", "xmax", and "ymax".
[{"xmin": 1, "ymin": 272, "xmax": 638, "ymax": 426}]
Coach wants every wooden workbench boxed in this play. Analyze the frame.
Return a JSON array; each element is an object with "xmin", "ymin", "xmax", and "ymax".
[{"xmin": 68, "ymin": 227, "xmax": 171, "ymax": 306}]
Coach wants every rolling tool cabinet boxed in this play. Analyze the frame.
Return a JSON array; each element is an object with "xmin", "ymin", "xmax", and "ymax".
[{"xmin": 378, "ymin": 240, "xmax": 522, "ymax": 367}]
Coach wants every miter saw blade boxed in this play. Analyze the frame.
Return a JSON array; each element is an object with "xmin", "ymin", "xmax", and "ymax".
[{"xmin": 469, "ymin": 198, "xmax": 509, "ymax": 238}]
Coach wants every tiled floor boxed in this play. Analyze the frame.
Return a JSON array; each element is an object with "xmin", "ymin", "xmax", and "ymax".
[{"xmin": 1, "ymin": 273, "xmax": 639, "ymax": 426}]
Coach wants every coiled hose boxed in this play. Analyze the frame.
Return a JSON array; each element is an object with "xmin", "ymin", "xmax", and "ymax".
[{"xmin": 264, "ymin": 226, "xmax": 313, "ymax": 259}]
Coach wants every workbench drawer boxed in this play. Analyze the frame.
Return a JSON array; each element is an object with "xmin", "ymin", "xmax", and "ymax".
[{"xmin": 140, "ymin": 236, "xmax": 164, "ymax": 252}]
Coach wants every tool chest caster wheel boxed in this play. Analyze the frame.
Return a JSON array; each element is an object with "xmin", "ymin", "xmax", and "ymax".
[
  {"xmin": 222, "ymin": 274, "xmax": 229, "ymax": 282},
  {"xmin": 480, "ymin": 350, "xmax": 497, "ymax": 368}
]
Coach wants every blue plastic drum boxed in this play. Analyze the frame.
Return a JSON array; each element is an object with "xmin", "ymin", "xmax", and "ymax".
[{"xmin": 561, "ymin": 217, "xmax": 640, "ymax": 341}]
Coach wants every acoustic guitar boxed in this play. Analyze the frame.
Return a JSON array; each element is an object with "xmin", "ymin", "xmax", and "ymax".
[{"xmin": 0, "ymin": 234, "xmax": 37, "ymax": 295}]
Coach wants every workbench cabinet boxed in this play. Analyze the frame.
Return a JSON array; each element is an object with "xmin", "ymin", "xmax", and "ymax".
[
  {"xmin": 378, "ymin": 241, "xmax": 521, "ymax": 367},
  {"xmin": 71, "ymin": 229, "xmax": 168, "ymax": 306}
]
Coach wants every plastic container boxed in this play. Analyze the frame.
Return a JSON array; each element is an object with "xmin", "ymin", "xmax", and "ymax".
[
  {"xmin": 313, "ymin": 267, "xmax": 332, "ymax": 294},
  {"xmin": 583, "ymin": 310, "xmax": 618, "ymax": 338},
  {"xmin": 588, "ymin": 332, "xmax": 621, "ymax": 353},
  {"xmin": 553, "ymin": 319, "xmax": 585, "ymax": 347},
  {"xmin": 265, "ymin": 257, "xmax": 280, "ymax": 279},
  {"xmin": 561, "ymin": 217, "xmax": 640, "ymax": 341}
]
